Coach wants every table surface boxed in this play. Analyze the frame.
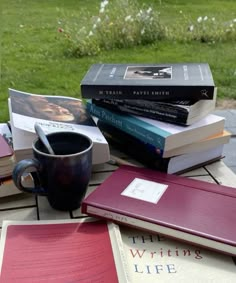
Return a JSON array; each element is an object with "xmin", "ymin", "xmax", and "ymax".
[{"xmin": 0, "ymin": 147, "xmax": 236, "ymax": 232}]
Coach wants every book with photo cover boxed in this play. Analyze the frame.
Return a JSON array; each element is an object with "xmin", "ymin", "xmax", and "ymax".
[
  {"xmin": 92, "ymin": 88, "xmax": 216, "ymax": 126},
  {"xmin": 81, "ymin": 63, "xmax": 215, "ymax": 101},
  {"xmin": 0, "ymin": 218, "xmax": 129, "ymax": 282},
  {"xmin": 82, "ymin": 165, "xmax": 236, "ymax": 256},
  {"xmin": 98, "ymin": 120, "xmax": 225, "ymax": 174},
  {"xmin": 8, "ymin": 88, "xmax": 110, "ymax": 164},
  {"xmin": 120, "ymin": 225, "xmax": 236, "ymax": 282},
  {"xmin": 87, "ymin": 100, "xmax": 225, "ymax": 152}
]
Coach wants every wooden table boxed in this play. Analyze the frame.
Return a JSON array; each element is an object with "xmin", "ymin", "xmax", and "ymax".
[{"xmin": 0, "ymin": 147, "xmax": 236, "ymax": 230}]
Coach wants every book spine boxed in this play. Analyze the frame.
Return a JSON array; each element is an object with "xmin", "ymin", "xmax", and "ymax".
[
  {"xmin": 93, "ymin": 98, "xmax": 189, "ymax": 115},
  {"xmin": 81, "ymin": 204, "xmax": 235, "ymax": 256},
  {"xmin": 81, "ymin": 85, "xmax": 215, "ymax": 100},
  {"xmin": 86, "ymin": 101, "xmax": 167, "ymax": 149},
  {"xmin": 93, "ymin": 99, "xmax": 188, "ymax": 125},
  {"xmin": 98, "ymin": 120, "xmax": 171, "ymax": 171}
]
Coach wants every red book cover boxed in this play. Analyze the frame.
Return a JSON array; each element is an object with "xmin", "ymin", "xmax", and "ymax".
[
  {"xmin": 82, "ymin": 165, "xmax": 236, "ymax": 256},
  {"xmin": 0, "ymin": 219, "xmax": 128, "ymax": 283},
  {"xmin": 0, "ymin": 135, "xmax": 13, "ymax": 158}
]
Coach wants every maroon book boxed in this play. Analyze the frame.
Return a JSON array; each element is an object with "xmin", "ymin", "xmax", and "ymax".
[
  {"xmin": 82, "ymin": 165, "xmax": 236, "ymax": 256},
  {"xmin": 0, "ymin": 135, "xmax": 13, "ymax": 158}
]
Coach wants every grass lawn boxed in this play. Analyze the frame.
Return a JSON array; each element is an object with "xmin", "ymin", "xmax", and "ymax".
[{"xmin": 1, "ymin": 0, "xmax": 236, "ymax": 122}]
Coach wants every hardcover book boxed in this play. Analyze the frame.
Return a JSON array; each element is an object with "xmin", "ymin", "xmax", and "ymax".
[
  {"xmin": 81, "ymin": 63, "xmax": 215, "ymax": 100},
  {"xmin": 82, "ymin": 165, "xmax": 236, "ymax": 256},
  {"xmin": 98, "ymin": 120, "xmax": 225, "ymax": 174},
  {"xmin": 87, "ymin": 100, "xmax": 225, "ymax": 152},
  {"xmin": 0, "ymin": 218, "xmax": 129, "ymax": 283},
  {"xmin": 8, "ymin": 88, "xmax": 110, "ymax": 164},
  {"xmin": 0, "ymin": 123, "xmax": 15, "ymax": 178},
  {"xmin": 120, "ymin": 226, "xmax": 236, "ymax": 282},
  {"xmin": 92, "ymin": 88, "xmax": 217, "ymax": 126}
]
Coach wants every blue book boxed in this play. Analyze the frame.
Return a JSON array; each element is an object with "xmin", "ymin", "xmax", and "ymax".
[{"xmin": 86, "ymin": 100, "xmax": 225, "ymax": 152}]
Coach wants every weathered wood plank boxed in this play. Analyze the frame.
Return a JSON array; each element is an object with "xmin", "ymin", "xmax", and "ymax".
[{"xmin": 205, "ymin": 160, "xmax": 236, "ymax": 187}]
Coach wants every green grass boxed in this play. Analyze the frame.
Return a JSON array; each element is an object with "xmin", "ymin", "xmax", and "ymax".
[{"xmin": 1, "ymin": 0, "xmax": 236, "ymax": 123}]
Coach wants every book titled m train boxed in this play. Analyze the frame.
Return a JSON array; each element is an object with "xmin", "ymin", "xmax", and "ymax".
[{"xmin": 81, "ymin": 63, "xmax": 215, "ymax": 101}]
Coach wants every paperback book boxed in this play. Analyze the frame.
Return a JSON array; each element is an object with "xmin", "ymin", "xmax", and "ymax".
[
  {"xmin": 8, "ymin": 88, "xmax": 110, "ymax": 164},
  {"xmin": 0, "ymin": 218, "xmax": 129, "ymax": 283},
  {"xmin": 120, "ymin": 226, "xmax": 236, "ymax": 282},
  {"xmin": 92, "ymin": 88, "xmax": 217, "ymax": 126},
  {"xmin": 87, "ymin": 100, "xmax": 225, "ymax": 152},
  {"xmin": 81, "ymin": 63, "xmax": 215, "ymax": 100},
  {"xmin": 82, "ymin": 165, "xmax": 236, "ymax": 256},
  {"xmin": 98, "ymin": 119, "xmax": 230, "ymax": 158},
  {"xmin": 98, "ymin": 120, "xmax": 225, "ymax": 174}
]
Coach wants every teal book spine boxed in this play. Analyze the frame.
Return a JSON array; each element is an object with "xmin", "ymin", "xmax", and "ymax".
[{"xmin": 86, "ymin": 100, "xmax": 170, "ymax": 150}]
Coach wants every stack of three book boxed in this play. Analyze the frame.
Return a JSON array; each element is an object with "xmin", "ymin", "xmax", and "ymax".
[{"xmin": 81, "ymin": 63, "xmax": 231, "ymax": 174}]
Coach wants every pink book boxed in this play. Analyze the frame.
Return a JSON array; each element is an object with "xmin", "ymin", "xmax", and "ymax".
[
  {"xmin": 0, "ymin": 219, "xmax": 128, "ymax": 283},
  {"xmin": 82, "ymin": 165, "xmax": 236, "ymax": 256},
  {"xmin": 0, "ymin": 135, "xmax": 13, "ymax": 158}
]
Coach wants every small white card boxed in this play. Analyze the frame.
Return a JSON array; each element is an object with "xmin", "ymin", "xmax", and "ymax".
[{"xmin": 121, "ymin": 178, "xmax": 168, "ymax": 204}]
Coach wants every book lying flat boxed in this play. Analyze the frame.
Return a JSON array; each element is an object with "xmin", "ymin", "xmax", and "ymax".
[
  {"xmin": 98, "ymin": 119, "xmax": 231, "ymax": 158},
  {"xmin": 8, "ymin": 88, "xmax": 110, "ymax": 164},
  {"xmin": 0, "ymin": 218, "xmax": 129, "ymax": 283},
  {"xmin": 92, "ymin": 88, "xmax": 217, "ymax": 125},
  {"xmin": 120, "ymin": 226, "xmax": 236, "ymax": 282},
  {"xmin": 82, "ymin": 165, "xmax": 236, "ymax": 256},
  {"xmin": 81, "ymin": 63, "xmax": 215, "ymax": 100},
  {"xmin": 98, "ymin": 120, "xmax": 225, "ymax": 174},
  {"xmin": 87, "ymin": 100, "xmax": 225, "ymax": 152}
]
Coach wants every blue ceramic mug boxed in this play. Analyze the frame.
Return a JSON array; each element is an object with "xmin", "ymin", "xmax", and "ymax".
[{"xmin": 13, "ymin": 131, "xmax": 93, "ymax": 211}]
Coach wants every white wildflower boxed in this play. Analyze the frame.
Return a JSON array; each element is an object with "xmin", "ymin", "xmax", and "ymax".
[
  {"xmin": 197, "ymin": 16, "xmax": 202, "ymax": 23},
  {"xmin": 179, "ymin": 10, "xmax": 183, "ymax": 14},
  {"xmin": 230, "ymin": 23, "xmax": 233, "ymax": 28},
  {"xmin": 147, "ymin": 7, "xmax": 152, "ymax": 14},
  {"xmin": 93, "ymin": 24, "xmax": 97, "ymax": 29},
  {"xmin": 19, "ymin": 24, "xmax": 24, "ymax": 28},
  {"xmin": 212, "ymin": 17, "xmax": 215, "ymax": 21},
  {"xmin": 141, "ymin": 28, "xmax": 145, "ymax": 34},
  {"xmin": 203, "ymin": 16, "xmax": 208, "ymax": 21},
  {"xmin": 100, "ymin": 7, "xmax": 104, "ymax": 13},
  {"xmin": 233, "ymin": 19, "xmax": 236, "ymax": 22},
  {"xmin": 100, "ymin": 0, "xmax": 108, "ymax": 9},
  {"xmin": 189, "ymin": 25, "xmax": 194, "ymax": 31},
  {"xmin": 88, "ymin": 31, "xmax": 93, "ymax": 36},
  {"xmin": 97, "ymin": 17, "xmax": 101, "ymax": 23},
  {"xmin": 125, "ymin": 15, "xmax": 132, "ymax": 22}
]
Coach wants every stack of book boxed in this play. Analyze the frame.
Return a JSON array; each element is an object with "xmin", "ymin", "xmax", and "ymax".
[{"xmin": 81, "ymin": 63, "xmax": 231, "ymax": 174}]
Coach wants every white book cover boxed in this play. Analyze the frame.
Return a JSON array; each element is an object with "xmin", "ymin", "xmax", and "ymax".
[{"xmin": 8, "ymin": 88, "xmax": 110, "ymax": 164}]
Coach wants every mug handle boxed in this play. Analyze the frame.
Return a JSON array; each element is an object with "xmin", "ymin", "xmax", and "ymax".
[{"xmin": 12, "ymin": 159, "xmax": 47, "ymax": 196}]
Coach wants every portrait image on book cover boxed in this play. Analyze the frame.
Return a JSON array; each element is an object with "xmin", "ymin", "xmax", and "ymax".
[
  {"xmin": 10, "ymin": 91, "xmax": 94, "ymax": 126},
  {"xmin": 124, "ymin": 66, "xmax": 172, "ymax": 80}
]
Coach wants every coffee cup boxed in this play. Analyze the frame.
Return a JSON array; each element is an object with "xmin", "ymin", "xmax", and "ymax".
[{"xmin": 12, "ymin": 131, "xmax": 93, "ymax": 211}]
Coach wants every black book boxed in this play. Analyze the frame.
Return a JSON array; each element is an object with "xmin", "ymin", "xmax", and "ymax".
[
  {"xmin": 97, "ymin": 120, "xmax": 223, "ymax": 175},
  {"xmin": 92, "ymin": 89, "xmax": 216, "ymax": 126},
  {"xmin": 81, "ymin": 63, "xmax": 215, "ymax": 101}
]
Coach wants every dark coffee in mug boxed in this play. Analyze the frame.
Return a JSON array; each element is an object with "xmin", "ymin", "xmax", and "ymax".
[{"xmin": 13, "ymin": 131, "xmax": 93, "ymax": 211}]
